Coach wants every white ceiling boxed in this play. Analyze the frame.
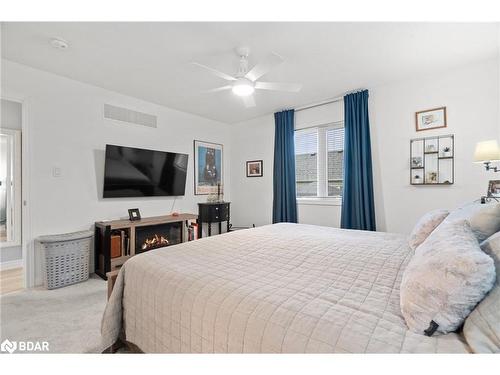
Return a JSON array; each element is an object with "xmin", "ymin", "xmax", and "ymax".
[{"xmin": 2, "ymin": 22, "xmax": 498, "ymax": 124}]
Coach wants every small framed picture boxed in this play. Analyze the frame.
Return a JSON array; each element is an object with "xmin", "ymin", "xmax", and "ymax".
[
  {"xmin": 128, "ymin": 208, "xmax": 141, "ymax": 221},
  {"xmin": 246, "ymin": 160, "xmax": 263, "ymax": 177},
  {"xmin": 487, "ymin": 180, "xmax": 500, "ymax": 198},
  {"xmin": 415, "ymin": 107, "xmax": 447, "ymax": 132}
]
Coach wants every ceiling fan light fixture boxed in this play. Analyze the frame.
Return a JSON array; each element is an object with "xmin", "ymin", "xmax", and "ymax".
[{"xmin": 232, "ymin": 78, "xmax": 254, "ymax": 97}]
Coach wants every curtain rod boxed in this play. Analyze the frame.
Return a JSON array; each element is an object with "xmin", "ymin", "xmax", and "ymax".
[
  {"xmin": 295, "ymin": 96, "xmax": 343, "ymax": 112},
  {"xmin": 294, "ymin": 88, "xmax": 366, "ymax": 112}
]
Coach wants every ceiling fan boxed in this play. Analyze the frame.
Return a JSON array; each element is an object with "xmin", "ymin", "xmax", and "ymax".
[{"xmin": 192, "ymin": 47, "xmax": 302, "ymax": 108}]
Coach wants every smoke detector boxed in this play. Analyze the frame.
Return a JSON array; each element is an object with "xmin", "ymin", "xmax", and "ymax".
[{"xmin": 50, "ymin": 38, "xmax": 69, "ymax": 50}]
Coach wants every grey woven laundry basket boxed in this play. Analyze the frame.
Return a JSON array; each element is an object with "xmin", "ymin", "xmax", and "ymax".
[{"xmin": 38, "ymin": 230, "xmax": 94, "ymax": 289}]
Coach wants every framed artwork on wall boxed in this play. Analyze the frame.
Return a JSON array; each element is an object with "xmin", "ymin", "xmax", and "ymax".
[
  {"xmin": 193, "ymin": 140, "xmax": 223, "ymax": 195},
  {"xmin": 246, "ymin": 160, "xmax": 263, "ymax": 177},
  {"xmin": 415, "ymin": 107, "xmax": 447, "ymax": 132},
  {"xmin": 487, "ymin": 180, "xmax": 500, "ymax": 198}
]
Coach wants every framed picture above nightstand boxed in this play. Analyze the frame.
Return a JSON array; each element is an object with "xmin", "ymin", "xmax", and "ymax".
[
  {"xmin": 194, "ymin": 140, "xmax": 223, "ymax": 195},
  {"xmin": 246, "ymin": 160, "xmax": 263, "ymax": 177},
  {"xmin": 410, "ymin": 134, "xmax": 454, "ymax": 185}
]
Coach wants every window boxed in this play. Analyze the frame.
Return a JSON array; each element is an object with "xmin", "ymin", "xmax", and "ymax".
[
  {"xmin": 294, "ymin": 124, "xmax": 344, "ymax": 198},
  {"xmin": 294, "ymin": 130, "xmax": 318, "ymax": 197},
  {"xmin": 327, "ymin": 127, "xmax": 345, "ymax": 197}
]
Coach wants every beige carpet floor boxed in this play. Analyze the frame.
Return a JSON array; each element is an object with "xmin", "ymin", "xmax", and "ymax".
[{"xmin": 0, "ymin": 275, "xmax": 107, "ymax": 353}]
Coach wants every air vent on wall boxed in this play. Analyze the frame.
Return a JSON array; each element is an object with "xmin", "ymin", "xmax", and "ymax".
[{"xmin": 103, "ymin": 104, "xmax": 157, "ymax": 128}]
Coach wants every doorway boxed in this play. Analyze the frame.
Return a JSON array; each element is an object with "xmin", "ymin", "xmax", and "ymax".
[{"xmin": 0, "ymin": 98, "xmax": 23, "ymax": 294}]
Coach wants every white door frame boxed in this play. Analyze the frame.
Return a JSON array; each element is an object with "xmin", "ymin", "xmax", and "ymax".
[
  {"xmin": 1, "ymin": 94, "xmax": 33, "ymax": 288},
  {"xmin": 0, "ymin": 128, "xmax": 22, "ymax": 247}
]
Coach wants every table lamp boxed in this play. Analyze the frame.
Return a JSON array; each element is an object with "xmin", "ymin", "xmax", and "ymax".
[{"xmin": 474, "ymin": 140, "xmax": 500, "ymax": 172}]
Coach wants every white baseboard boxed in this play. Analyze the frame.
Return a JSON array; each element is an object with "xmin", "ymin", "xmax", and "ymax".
[{"xmin": 0, "ymin": 259, "xmax": 23, "ymax": 271}]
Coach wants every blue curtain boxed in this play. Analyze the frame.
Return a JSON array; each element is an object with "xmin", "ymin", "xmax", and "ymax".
[
  {"xmin": 273, "ymin": 109, "xmax": 298, "ymax": 223},
  {"xmin": 341, "ymin": 90, "xmax": 376, "ymax": 231}
]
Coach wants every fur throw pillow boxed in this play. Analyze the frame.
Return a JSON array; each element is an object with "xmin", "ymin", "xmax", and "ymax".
[
  {"xmin": 408, "ymin": 209, "xmax": 449, "ymax": 250},
  {"xmin": 444, "ymin": 202, "xmax": 500, "ymax": 243},
  {"xmin": 463, "ymin": 232, "xmax": 500, "ymax": 352},
  {"xmin": 400, "ymin": 220, "xmax": 496, "ymax": 336}
]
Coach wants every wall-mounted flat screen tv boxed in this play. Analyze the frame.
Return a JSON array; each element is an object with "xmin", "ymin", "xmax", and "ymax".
[{"xmin": 103, "ymin": 144, "xmax": 188, "ymax": 198}]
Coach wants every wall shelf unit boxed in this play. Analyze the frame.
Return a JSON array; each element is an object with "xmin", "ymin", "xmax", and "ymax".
[{"xmin": 410, "ymin": 134, "xmax": 454, "ymax": 186}]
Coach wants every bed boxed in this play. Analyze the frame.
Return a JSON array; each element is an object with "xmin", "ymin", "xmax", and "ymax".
[{"xmin": 101, "ymin": 223, "xmax": 470, "ymax": 353}]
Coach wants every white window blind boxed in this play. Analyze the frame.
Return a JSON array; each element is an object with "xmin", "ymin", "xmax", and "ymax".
[
  {"xmin": 327, "ymin": 127, "xmax": 345, "ymax": 197},
  {"xmin": 295, "ymin": 123, "xmax": 344, "ymax": 198},
  {"xmin": 327, "ymin": 128, "xmax": 344, "ymax": 151},
  {"xmin": 294, "ymin": 130, "xmax": 318, "ymax": 197}
]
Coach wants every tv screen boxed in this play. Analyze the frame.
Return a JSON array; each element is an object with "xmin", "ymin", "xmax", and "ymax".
[{"xmin": 103, "ymin": 144, "xmax": 188, "ymax": 198}]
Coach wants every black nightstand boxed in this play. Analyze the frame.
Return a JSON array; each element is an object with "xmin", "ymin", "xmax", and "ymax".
[{"xmin": 197, "ymin": 202, "xmax": 230, "ymax": 238}]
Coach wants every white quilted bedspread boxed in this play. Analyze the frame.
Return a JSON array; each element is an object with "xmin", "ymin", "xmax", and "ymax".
[{"xmin": 101, "ymin": 223, "xmax": 470, "ymax": 353}]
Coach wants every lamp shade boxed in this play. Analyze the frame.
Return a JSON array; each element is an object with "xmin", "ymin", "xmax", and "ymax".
[{"xmin": 473, "ymin": 140, "xmax": 500, "ymax": 162}]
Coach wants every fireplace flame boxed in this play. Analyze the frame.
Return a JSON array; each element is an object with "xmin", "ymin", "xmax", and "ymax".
[{"xmin": 141, "ymin": 234, "xmax": 169, "ymax": 251}]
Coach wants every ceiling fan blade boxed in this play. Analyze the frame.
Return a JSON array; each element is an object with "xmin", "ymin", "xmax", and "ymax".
[
  {"xmin": 245, "ymin": 52, "xmax": 284, "ymax": 81},
  {"xmin": 191, "ymin": 62, "xmax": 236, "ymax": 81},
  {"xmin": 242, "ymin": 95, "xmax": 256, "ymax": 108},
  {"xmin": 255, "ymin": 81, "xmax": 302, "ymax": 92},
  {"xmin": 203, "ymin": 85, "xmax": 232, "ymax": 93}
]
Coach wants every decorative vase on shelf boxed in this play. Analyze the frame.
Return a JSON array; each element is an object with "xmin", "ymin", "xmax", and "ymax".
[
  {"xmin": 427, "ymin": 171, "xmax": 438, "ymax": 184},
  {"xmin": 441, "ymin": 146, "xmax": 452, "ymax": 157},
  {"xmin": 206, "ymin": 192, "xmax": 218, "ymax": 203}
]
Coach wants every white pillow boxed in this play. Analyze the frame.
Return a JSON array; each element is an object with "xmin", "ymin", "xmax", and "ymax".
[
  {"xmin": 408, "ymin": 209, "xmax": 449, "ymax": 250},
  {"xmin": 400, "ymin": 219, "xmax": 496, "ymax": 336},
  {"xmin": 444, "ymin": 202, "xmax": 500, "ymax": 243},
  {"xmin": 463, "ymin": 232, "xmax": 500, "ymax": 353}
]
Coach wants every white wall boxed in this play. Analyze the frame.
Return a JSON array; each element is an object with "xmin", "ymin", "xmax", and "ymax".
[
  {"xmin": 231, "ymin": 58, "xmax": 499, "ymax": 234},
  {"xmin": 1, "ymin": 60, "xmax": 232, "ymax": 286},
  {"xmin": 1, "ymin": 99, "xmax": 22, "ymax": 129},
  {"xmin": 371, "ymin": 58, "xmax": 499, "ymax": 233},
  {"xmin": 0, "ymin": 99, "xmax": 22, "ymax": 264},
  {"xmin": 230, "ymin": 115, "xmax": 274, "ymax": 227}
]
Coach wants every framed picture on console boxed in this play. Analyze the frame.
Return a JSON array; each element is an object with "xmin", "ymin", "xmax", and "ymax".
[
  {"xmin": 128, "ymin": 208, "xmax": 141, "ymax": 221},
  {"xmin": 194, "ymin": 140, "xmax": 223, "ymax": 195},
  {"xmin": 246, "ymin": 160, "xmax": 263, "ymax": 177},
  {"xmin": 487, "ymin": 180, "xmax": 500, "ymax": 198}
]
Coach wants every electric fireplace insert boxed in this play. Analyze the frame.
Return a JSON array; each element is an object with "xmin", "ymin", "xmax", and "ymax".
[{"xmin": 135, "ymin": 222, "xmax": 182, "ymax": 254}]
